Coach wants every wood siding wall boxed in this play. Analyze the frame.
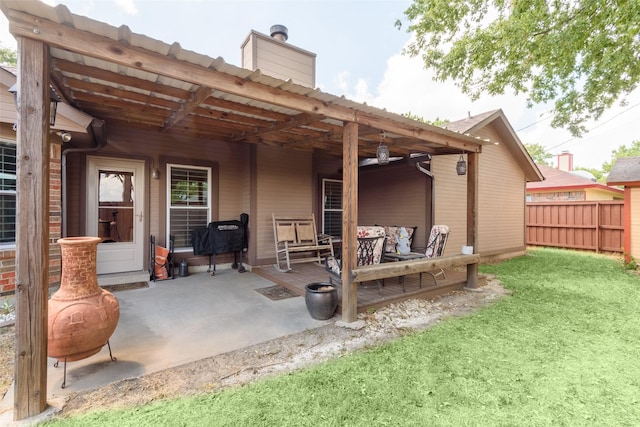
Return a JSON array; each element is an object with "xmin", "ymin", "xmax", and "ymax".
[
  {"xmin": 64, "ymin": 125, "xmax": 251, "ymax": 268},
  {"xmin": 526, "ymin": 201, "xmax": 624, "ymax": 253},
  {"xmin": 477, "ymin": 131, "xmax": 527, "ymax": 255},
  {"xmin": 433, "ymin": 125, "xmax": 528, "ymax": 258},
  {"xmin": 432, "ymin": 155, "xmax": 467, "ymax": 256},
  {"xmin": 255, "ymin": 145, "xmax": 313, "ymax": 265},
  {"xmin": 358, "ymin": 162, "xmax": 431, "ymax": 249}
]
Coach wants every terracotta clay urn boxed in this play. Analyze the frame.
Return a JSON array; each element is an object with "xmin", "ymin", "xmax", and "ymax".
[{"xmin": 48, "ymin": 236, "xmax": 120, "ymax": 362}]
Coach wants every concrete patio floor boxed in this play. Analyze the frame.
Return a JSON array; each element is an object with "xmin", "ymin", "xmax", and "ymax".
[{"xmin": 1, "ymin": 266, "xmax": 334, "ymax": 422}]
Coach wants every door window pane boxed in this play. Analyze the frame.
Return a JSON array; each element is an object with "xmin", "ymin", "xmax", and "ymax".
[{"xmin": 98, "ymin": 170, "xmax": 134, "ymax": 243}]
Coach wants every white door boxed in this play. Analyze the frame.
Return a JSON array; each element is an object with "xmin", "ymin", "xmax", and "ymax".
[{"xmin": 87, "ymin": 156, "xmax": 145, "ymax": 274}]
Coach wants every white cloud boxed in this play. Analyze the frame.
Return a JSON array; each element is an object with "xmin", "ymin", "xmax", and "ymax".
[
  {"xmin": 115, "ymin": 0, "xmax": 138, "ymax": 16},
  {"xmin": 338, "ymin": 45, "xmax": 639, "ymax": 170}
]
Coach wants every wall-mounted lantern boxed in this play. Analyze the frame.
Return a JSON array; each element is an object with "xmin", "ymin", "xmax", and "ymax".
[
  {"xmin": 376, "ymin": 131, "xmax": 389, "ymax": 165},
  {"xmin": 8, "ymin": 83, "xmax": 61, "ymax": 127},
  {"xmin": 456, "ymin": 154, "xmax": 467, "ymax": 175}
]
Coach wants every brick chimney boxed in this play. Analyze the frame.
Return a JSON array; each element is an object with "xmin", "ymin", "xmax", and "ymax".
[
  {"xmin": 241, "ymin": 25, "xmax": 316, "ymax": 88},
  {"xmin": 557, "ymin": 151, "xmax": 573, "ymax": 172}
]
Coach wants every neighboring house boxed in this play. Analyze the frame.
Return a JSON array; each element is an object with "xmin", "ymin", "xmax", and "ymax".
[
  {"xmin": 607, "ymin": 157, "xmax": 640, "ymax": 260},
  {"xmin": 527, "ymin": 153, "xmax": 623, "ymax": 201}
]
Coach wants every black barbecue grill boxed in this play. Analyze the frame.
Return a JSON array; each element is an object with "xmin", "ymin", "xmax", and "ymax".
[{"xmin": 191, "ymin": 213, "xmax": 248, "ymax": 275}]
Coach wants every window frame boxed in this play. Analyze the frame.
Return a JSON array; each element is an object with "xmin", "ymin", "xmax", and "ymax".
[
  {"xmin": 0, "ymin": 140, "xmax": 17, "ymax": 249},
  {"xmin": 321, "ymin": 178, "xmax": 343, "ymax": 239},
  {"xmin": 166, "ymin": 163, "xmax": 212, "ymax": 252}
]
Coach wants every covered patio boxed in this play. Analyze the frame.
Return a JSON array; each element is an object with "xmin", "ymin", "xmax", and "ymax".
[{"xmin": 2, "ymin": 0, "xmax": 487, "ymax": 419}]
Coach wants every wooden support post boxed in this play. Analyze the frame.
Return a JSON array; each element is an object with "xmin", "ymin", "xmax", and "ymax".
[
  {"xmin": 13, "ymin": 37, "xmax": 51, "ymax": 420},
  {"xmin": 623, "ymin": 187, "xmax": 632, "ymax": 263},
  {"xmin": 466, "ymin": 152, "xmax": 478, "ymax": 288},
  {"xmin": 595, "ymin": 202, "xmax": 600, "ymax": 253},
  {"xmin": 341, "ymin": 122, "xmax": 359, "ymax": 322}
]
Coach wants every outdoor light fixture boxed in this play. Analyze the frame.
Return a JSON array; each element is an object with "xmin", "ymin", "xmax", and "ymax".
[
  {"xmin": 151, "ymin": 159, "xmax": 160, "ymax": 179},
  {"xmin": 376, "ymin": 132, "xmax": 389, "ymax": 165},
  {"xmin": 57, "ymin": 131, "xmax": 72, "ymax": 143},
  {"xmin": 456, "ymin": 154, "xmax": 467, "ymax": 175},
  {"xmin": 8, "ymin": 83, "xmax": 61, "ymax": 127}
]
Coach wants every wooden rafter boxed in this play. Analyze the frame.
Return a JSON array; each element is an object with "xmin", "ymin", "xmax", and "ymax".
[
  {"xmin": 232, "ymin": 112, "xmax": 324, "ymax": 142},
  {"xmin": 162, "ymin": 86, "xmax": 213, "ymax": 130}
]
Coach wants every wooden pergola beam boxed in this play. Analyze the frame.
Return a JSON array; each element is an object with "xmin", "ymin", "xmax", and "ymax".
[
  {"xmin": 162, "ymin": 86, "xmax": 213, "ymax": 130},
  {"xmin": 341, "ymin": 122, "xmax": 359, "ymax": 322},
  {"xmin": 233, "ymin": 112, "xmax": 325, "ymax": 142},
  {"xmin": 466, "ymin": 152, "xmax": 479, "ymax": 288},
  {"xmin": 13, "ymin": 36, "xmax": 50, "ymax": 421}
]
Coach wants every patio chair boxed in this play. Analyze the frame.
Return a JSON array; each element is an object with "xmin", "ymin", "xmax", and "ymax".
[
  {"xmin": 325, "ymin": 226, "xmax": 386, "ymax": 295},
  {"xmin": 273, "ymin": 214, "xmax": 334, "ymax": 272},
  {"xmin": 383, "ymin": 224, "xmax": 450, "ymax": 287}
]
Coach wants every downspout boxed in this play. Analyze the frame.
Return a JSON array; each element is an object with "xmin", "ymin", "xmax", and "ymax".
[
  {"xmin": 61, "ymin": 119, "xmax": 107, "ymax": 237},
  {"xmin": 415, "ymin": 161, "xmax": 435, "ymax": 233}
]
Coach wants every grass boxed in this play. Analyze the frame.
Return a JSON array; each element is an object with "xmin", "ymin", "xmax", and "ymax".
[{"xmin": 41, "ymin": 248, "xmax": 640, "ymax": 426}]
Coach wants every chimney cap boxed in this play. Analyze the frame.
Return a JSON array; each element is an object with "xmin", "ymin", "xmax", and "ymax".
[{"xmin": 270, "ymin": 24, "xmax": 288, "ymax": 41}]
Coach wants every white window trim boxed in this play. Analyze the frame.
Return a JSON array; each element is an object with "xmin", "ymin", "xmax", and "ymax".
[
  {"xmin": 0, "ymin": 140, "xmax": 17, "ymax": 247},
  {"xmin": 166, "ymin": 163, "xmax": 212, "ymax": 252},
  {"xmin": 322, "ymin": 178, "xmax": 343, "ymax": 238}
]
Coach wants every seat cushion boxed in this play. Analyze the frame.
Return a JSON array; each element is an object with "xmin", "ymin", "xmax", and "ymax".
[{"xmin": 381, "ymin": 226, "xmax": 416, "ymax": 253}]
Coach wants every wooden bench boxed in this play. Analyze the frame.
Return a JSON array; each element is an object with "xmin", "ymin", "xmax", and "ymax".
[
  {"xmin": 273, "ymin": 214, "xmax": 334, "ymax": 272},
  {"xmin": 351, "ymin": 253, "xmax": 480, "ymax": 285}
]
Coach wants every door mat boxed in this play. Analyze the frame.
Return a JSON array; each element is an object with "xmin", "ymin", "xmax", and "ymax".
[
  {"xmin": 102, "ymin": 282, "xmax": 149, "ymax": 293},
  {"xmin": 255, "ymin": 285, "xmax": 298, "ymax": 301}
]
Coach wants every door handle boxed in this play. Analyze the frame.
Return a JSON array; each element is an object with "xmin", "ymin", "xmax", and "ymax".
[{"xmin": 136, "ymin": 211, "xmax": 143, "ymax": 222}]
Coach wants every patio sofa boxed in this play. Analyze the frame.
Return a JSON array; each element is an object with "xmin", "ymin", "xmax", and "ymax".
[{"xmin": 377, "ymin": 225, "xmax": 418, "ymax": 255}]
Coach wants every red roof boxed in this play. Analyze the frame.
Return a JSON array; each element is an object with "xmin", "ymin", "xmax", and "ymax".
[{"xmin": 527, "ymin": 164, "xmax": 623, "ymax": 195}]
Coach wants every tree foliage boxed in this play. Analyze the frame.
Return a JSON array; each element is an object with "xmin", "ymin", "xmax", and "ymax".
[
  {"xmin": 0, "ymin": 45, "xmax": 16, "ymax": 66},
  {"xmin": 574, "ymin": 166, "xmax": 605, "ymax": 183},
  {"xmin": 524, "ymin": 142, "xmax": 553, "ymax": 166},
  {"xmin": 403, "ymin": 111, "xmax": 449, "ymax": 126},
  {"xmin": 602, "ymin": 140, "xmax": 640, "ymax": 174},
  {"xmin": 397, "ymin": 1, "xmax": 640, "ymax": 137}
]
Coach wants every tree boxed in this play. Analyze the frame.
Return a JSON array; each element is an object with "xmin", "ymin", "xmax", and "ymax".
[
  {"xmin": 524, "ymin": 143, "xmax": 553, "ymax": 166},
  {"xmin": 602, "ymin": 140, "xmax": 640, "ymax": 174},
  {"xmin": 397, "ymin": 1, "xmax": 640, "ymax": 137},
  {"xmin": 403, "ymin": 111, "xmax": 449, "ymax": 126},
  {"xmin": 574, "ymin": 167, "xmax": 605, "ymax": 183},
  {"xmin": 0, "ymin": 45, "xmax": 17, "ymax": 65}
]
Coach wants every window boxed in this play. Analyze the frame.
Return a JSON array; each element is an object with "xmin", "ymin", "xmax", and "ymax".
[
  {"xmin": 322, "ymin": 178, "xmax": 342, "ymax": 239},
  {"xmin": 0, "ymin": 142, "xmax": 16, "ymax": 246},
  {"xmin": 167, "ymin": 165, "xmax": 211, "ymax": 250}
]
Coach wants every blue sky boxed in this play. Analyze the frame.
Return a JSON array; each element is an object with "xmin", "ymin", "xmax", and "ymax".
[{"xmin": 2, "ymin": 0, "xmax": 637, "ymax": 171}]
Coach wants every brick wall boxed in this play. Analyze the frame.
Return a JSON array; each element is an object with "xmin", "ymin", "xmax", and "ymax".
[{"xmin": 0, "ymin": 142, "xmax": 62, "ymax": 295}]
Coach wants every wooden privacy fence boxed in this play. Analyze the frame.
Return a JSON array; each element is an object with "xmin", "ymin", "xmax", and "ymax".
[{"xmin": 526, "ymin": 201, "xmax": 624, "ymax": 253}]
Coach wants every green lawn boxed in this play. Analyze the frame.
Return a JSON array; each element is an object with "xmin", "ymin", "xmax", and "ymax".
[{"xmin": 42, "ymin": 248, "xmax": 640, "ymax": 426}]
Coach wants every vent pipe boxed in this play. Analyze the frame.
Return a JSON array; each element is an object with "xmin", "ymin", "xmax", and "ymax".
[{"xmin": 270, "ymin": 25, "xmax": 288, "ymax": 41}]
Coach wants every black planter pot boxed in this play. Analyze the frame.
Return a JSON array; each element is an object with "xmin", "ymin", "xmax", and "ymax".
[{"xmin": 304, "ymin": 282, "xmax": 338, "ymax": 320}]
